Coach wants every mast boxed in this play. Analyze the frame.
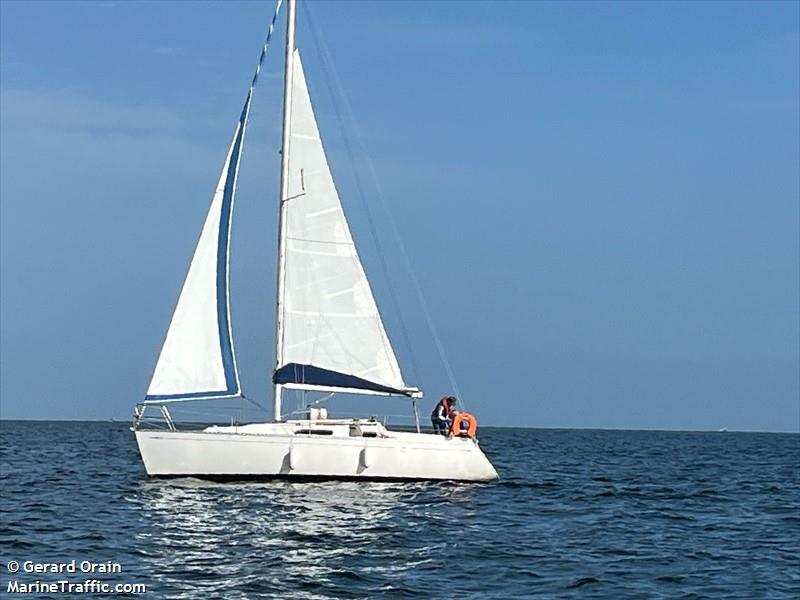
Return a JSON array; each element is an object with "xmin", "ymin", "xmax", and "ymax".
[{"xmin": 273, "ymin": 0, "xmax": 296, "ymax": 422}]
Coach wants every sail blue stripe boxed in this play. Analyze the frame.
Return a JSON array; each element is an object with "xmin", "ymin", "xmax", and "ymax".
[
  {"xmin": 216, "ymin": 99, "xmax": 250, "ymax": 396},
  {"xmin": 214, "ymin": 0, "xmax": 282, "ymax": 396},
  {"xmin": 145, "ymin": 390, "xmax": 240, "ymax": 401}
]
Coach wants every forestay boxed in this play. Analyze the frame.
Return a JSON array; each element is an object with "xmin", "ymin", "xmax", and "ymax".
[{"xmin": 274, "ymin": 51, "xmax": 418, "ymax": 398}]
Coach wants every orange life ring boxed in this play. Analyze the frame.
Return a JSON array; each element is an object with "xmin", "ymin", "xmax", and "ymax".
[{"xmin": 450, "ymin": 412, "xmax": 478, "ymax": 438}]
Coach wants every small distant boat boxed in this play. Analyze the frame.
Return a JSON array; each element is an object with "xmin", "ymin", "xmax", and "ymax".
[
  {"xmin": 718, "ymin": 428, "xmax": 728, "ymax": 433},
  {"xmin": 131, "ymin": 0, "xmax": 497, "ymax": 482}
]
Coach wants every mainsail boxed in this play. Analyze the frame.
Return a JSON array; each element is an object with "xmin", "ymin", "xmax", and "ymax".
[
  {"xmin": 145, "ymin": 100, "xmax": 250, "ymax": 401},
  {"xmin": 273, "ymin": 50, "xmax": 417, "ymax": 397}
]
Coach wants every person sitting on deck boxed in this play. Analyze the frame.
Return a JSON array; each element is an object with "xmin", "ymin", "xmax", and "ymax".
[{"xmin": 430, "ymin": 396, "xmax": 456, "ymax": 435}]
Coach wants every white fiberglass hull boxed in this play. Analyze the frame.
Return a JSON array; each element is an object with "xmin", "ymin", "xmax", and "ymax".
[{"xmin": 134, "ymin": 421, "xmax": 498, "ymax": 482}]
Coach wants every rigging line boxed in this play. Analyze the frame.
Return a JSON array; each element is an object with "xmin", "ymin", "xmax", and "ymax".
[
  {"xmin": 242, "ymin": 0, "xmax": 281, "ymax": 417},
  {"xmin": 248, "ymin": 0, "xmax": 284, "ymax": 94},
  {"xmin": 303, "ymin": 4, "xmax": 422, "ymax": 390},
  {"xmin": 303, "ymin": 4, "xmax": 468, "ymax": 410},
  {"xmin": 242, "ymin": 394, "xmax": 270, "ymax": 413}
]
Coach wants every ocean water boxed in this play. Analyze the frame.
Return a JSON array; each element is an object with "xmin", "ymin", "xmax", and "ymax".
[{"xmin": 1, "ymin": 422, "xmax": 798, "ymax": 599}]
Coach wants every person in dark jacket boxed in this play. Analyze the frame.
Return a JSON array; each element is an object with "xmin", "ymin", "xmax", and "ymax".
[{"xmin": 430, "ymin": 396, "xmax": 456, "ymax": 435}]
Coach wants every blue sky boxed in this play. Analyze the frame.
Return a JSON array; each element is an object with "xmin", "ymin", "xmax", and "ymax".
[{"xmin": 1, "ymin": 1, "xmax": 798, "ymax": 431}]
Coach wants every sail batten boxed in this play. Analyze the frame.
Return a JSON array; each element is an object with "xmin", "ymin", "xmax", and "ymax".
[{"xmin": 275, "ymin": 50, "xmax": 415, "ymax": 398}]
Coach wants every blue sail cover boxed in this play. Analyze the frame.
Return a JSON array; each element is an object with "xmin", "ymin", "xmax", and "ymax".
[{"xmin": 273, "ymin": 363, "xmax": 415, "ymax": 396}]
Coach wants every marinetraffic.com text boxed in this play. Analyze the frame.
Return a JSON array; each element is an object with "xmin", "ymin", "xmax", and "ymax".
[{"xmin": 5, "ymin": 560, "xmax": 147, "ymax": 595}]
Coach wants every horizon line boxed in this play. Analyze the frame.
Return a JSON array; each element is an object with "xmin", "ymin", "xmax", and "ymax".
[{"xmin": 0, "ymin": 417, "xmax": 796, "ymax": 435}]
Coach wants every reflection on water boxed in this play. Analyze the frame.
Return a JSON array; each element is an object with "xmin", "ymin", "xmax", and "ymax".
[
  {"xmin": 5, "ymin": 423, "xmax": 797, "ymax": 599},
  {"xmin": 132, "ymin": 479, "xmax": 477, "ymax": 598}
]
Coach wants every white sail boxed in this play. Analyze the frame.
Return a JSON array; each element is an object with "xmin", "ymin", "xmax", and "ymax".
[
  {"xmin": 274, "ymin": 50, "xmax": 415, "ymax": 397},
  {"xmin": 146, "ymin": 110, "xmax": 248, "ymax": 401}
]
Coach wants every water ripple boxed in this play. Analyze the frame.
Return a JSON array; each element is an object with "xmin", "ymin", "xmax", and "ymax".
[{"xmin": 1, "ymin": 423, "xmax": 798, "ymax": 598}]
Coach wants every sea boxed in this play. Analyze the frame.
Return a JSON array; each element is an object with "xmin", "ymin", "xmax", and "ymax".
[{"xmin": 1, "ymin": 421, "xmax": 798, "ymax": 599}]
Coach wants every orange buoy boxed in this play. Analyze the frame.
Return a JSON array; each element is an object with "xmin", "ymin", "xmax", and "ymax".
[{"xmin": 450, "ymin": 412, "xmax": 478, "ymax": 438}]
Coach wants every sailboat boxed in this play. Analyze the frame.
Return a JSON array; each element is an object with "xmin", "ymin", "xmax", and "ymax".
[{"xmin": 132, "ymin": 0, "xmax": 497, "ymax": 482}]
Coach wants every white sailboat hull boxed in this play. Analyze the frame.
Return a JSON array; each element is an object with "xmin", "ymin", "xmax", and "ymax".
[{"xmin": 134, "ymin": 421, "xmax": 498, "ymax": 482}]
